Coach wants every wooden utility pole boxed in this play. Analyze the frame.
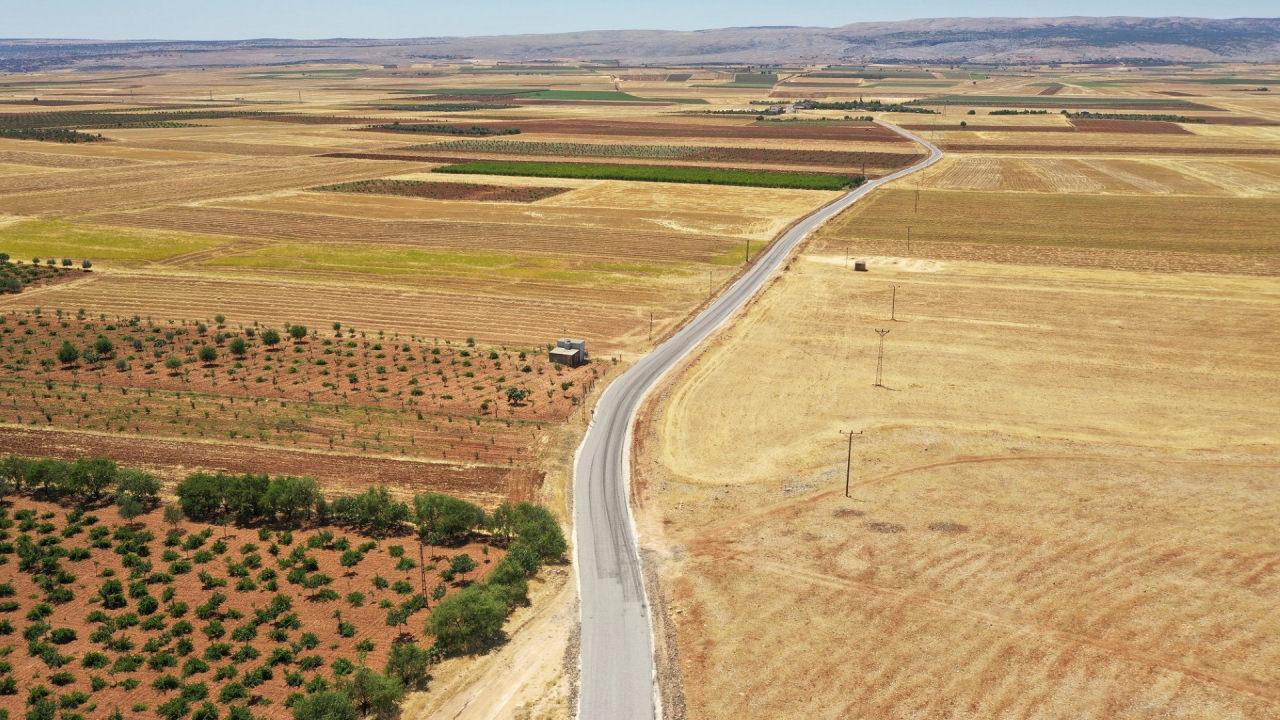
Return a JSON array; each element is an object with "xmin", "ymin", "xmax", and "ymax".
[
  {"xmin": 906, "ymin": 226, "xmax": 912, "ymax": 254},
  {"xmin": 874, "ymin": 328, "xmax": 891, "ymax": 387},
  {"xmin": 839, "ymin": 430, "xmax": 862, "ymax": 497},
  {"xmin": 418, "ymin": 540, "xmax": 427, "ymax": 599},
  {"xmin": 745, "ymin": 238, "xmax": 751, "ymax": 264},
  {"xmin": 891, "ymin": 284, "xmax": 898, "ymax": 321},
  {"xmin": 648, "ymin": 310, "xmax": 654, "ymax": 343}
]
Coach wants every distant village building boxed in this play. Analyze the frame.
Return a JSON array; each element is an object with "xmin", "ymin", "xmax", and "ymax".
[{"xmin": 549, "ymin": 338, "xmax": 588, "ymax": 367}]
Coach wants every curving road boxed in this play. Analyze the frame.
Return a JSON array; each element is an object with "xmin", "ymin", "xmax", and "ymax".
[{"xmin": 572, "ymin": 123, "xmax": 943, "ymax": 720}]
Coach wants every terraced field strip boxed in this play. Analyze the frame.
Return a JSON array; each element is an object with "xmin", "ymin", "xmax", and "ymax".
[
  {"xmin": 1069, "ymin": 119, "xmax": 1191, "ymax": 134},
  {"xmin": 0, "ymin": 426, "xmax": 531, "ymax": 501},
  {"xmin": 911, "ymin": 95, "xmax": 1216, "ymax": 110},
  {"xmin": 0, "ymin": 377, "xmax": 539, "ymax": 469},
  {"xmin": 0, "ymin": 157, "xmax": 420, "ymax": 214},
  {"xmin": 433, "ymin": 160, "xmax": 862, "ymax": 190},
  {"xmin": 0, "ymin": 148, "xmax": 139, "ymax": 169},
  {"xmin": 901, "ymin": 124, "xmax": 1077, "ymax": 133},
  {"xmin": 88, "ymin": 205, "xmax": 734, "ymax": 262},
  {"xmin": 313, "ymin": 179, "xmax": 571, "ymax": 202},
  {"xmin": 817, "ymin": 187, "xmax": 1280, "ymax": 274},
  {"xmin": 912, "ymin": 155, "xmax": 1272, "ymax": 196},
  {"xmin": 940, "ymin": 144, "xmax": 1280, "ymax": 156},
  {"xmin": 0, "ymin": 273, "xmax": 646, "ymax": 348},
  {"xmin": 424, "ymin": 139, "xmax": 923, "ymax": 170},
  {"xmin": 418, "ymin": 118, "xmax": 911, "ymax": 142},
  {"xmin": 0, "ymin": 218, "xmax": 229, "ymax": 263}
]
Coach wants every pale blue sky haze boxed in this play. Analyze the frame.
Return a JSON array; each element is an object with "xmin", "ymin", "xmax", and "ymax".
[{"xmin": 5, "ymin": 0, "xmax": 1275, "ymax": 40}]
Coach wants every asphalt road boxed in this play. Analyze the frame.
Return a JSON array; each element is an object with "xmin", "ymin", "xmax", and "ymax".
[{"xmin": 573, "ymin": 123, "xmax": 943, "ymax": 720}]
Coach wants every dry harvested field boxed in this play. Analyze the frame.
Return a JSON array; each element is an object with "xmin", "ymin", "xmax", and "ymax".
[
  {"xmin": 912, "ymin": 154, "xmax": 1280, "ymax": 197},
  {"xmin": 815, "ymin": 188, "xmax": 1280, "ymax": 274},
  {"xmin": 641, "ymin": 255, "xmax": 1280, "ymax": 720},
  {"xmin": 639, "ymin": 66, "xmax": 1280, "ymax": 720}
]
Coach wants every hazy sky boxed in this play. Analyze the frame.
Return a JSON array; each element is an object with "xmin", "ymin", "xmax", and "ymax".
[{"xmin": 7, "ymin": 0, "xmax": 1275, "ymax": 40}]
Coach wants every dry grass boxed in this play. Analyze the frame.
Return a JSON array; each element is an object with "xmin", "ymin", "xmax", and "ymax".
[{"xmin": 642, "ymin": 255, "xmax": 1280, "ymax": 720}]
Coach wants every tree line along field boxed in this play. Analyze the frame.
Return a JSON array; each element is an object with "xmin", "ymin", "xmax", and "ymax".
[
  {"xmin": 0, "ymin": 453, "xmax": 567, "ymax": 720},
  {"xmin": 0, "ymin": 257, "xmax": 86, "ymax": 295}
]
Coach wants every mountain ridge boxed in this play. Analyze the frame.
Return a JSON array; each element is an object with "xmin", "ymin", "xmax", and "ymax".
[{"xmin": 1, "ymin": 17, "xmax": 1278, "ymax": 71}]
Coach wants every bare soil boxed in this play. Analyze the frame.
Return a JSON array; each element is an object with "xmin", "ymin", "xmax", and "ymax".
[
  {"xmin": 314, "ymin": 179, "xmax": 571, "ymax": 202},
  {"xmin": 0, "ymin": 497, "xmax": 503, "ymax": 719}
]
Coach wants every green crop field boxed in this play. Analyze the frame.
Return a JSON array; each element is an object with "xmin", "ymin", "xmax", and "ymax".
[
  {"xmin": 0, "ymin": 219, "xmax": 227, "ymax": 264},
  {"xmin": 433, "ymin": 160, "xmax": 860, "ymax": 190}
]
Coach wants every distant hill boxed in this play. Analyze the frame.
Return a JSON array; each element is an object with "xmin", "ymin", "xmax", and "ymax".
[{"xmin": 2, "ymin": 17, "xmax": 1278, "ymax": 71}]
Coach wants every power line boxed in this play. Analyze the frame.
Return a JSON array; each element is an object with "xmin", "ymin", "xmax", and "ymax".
[{"xmin": 874, "ymin": 328, "xmax": 890, "ymax": 388}]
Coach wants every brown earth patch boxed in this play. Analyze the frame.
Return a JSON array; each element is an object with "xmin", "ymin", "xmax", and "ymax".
[
  {"xmin": 901, "ymin": 124, "xmax": 1076, "ymax": 133},
  {"xmin": 313, "ymin": 179, "xmax": 571, "ymax": 202},
  {"xmin": 0, "ymin": 426, "xmax": 539, "ymax": 503},
  {"xmin": 1068, "ymin": 119, "xmax": 1192, "ymax": 134},
  {"xmin": 0, "ymin": 496, "xmax": 503, "ymax": 720},
  {"xmin": 940, "ymin": 144, "xmax": 1280, "ymax": 156},
  {"xmin": 1195, "ymin": 116, "xmax": 1280, "ymax": 126}
]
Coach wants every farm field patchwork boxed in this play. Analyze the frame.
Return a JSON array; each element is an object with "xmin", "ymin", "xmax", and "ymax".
[
  {"xmin": 635, "ymin": 63, "xmax": 1280, "ymax": 720},
  {"xmin": 432, "ymin": 160, "xmax": 863, "ymax": 189},
  {"xmin": 6, "ymin": 59, "xmax": 1280, "ymax": 720}
]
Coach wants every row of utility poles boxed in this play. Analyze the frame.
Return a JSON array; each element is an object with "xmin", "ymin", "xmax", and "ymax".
[{"xmin": 839, "ymin": 171, "xmax": 925, "ymax": 496}]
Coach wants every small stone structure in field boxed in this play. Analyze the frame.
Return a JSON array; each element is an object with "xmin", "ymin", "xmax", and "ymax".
[{"xmin": 550, "ymin": 338, "xmax": 588, "ymax": 367}]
